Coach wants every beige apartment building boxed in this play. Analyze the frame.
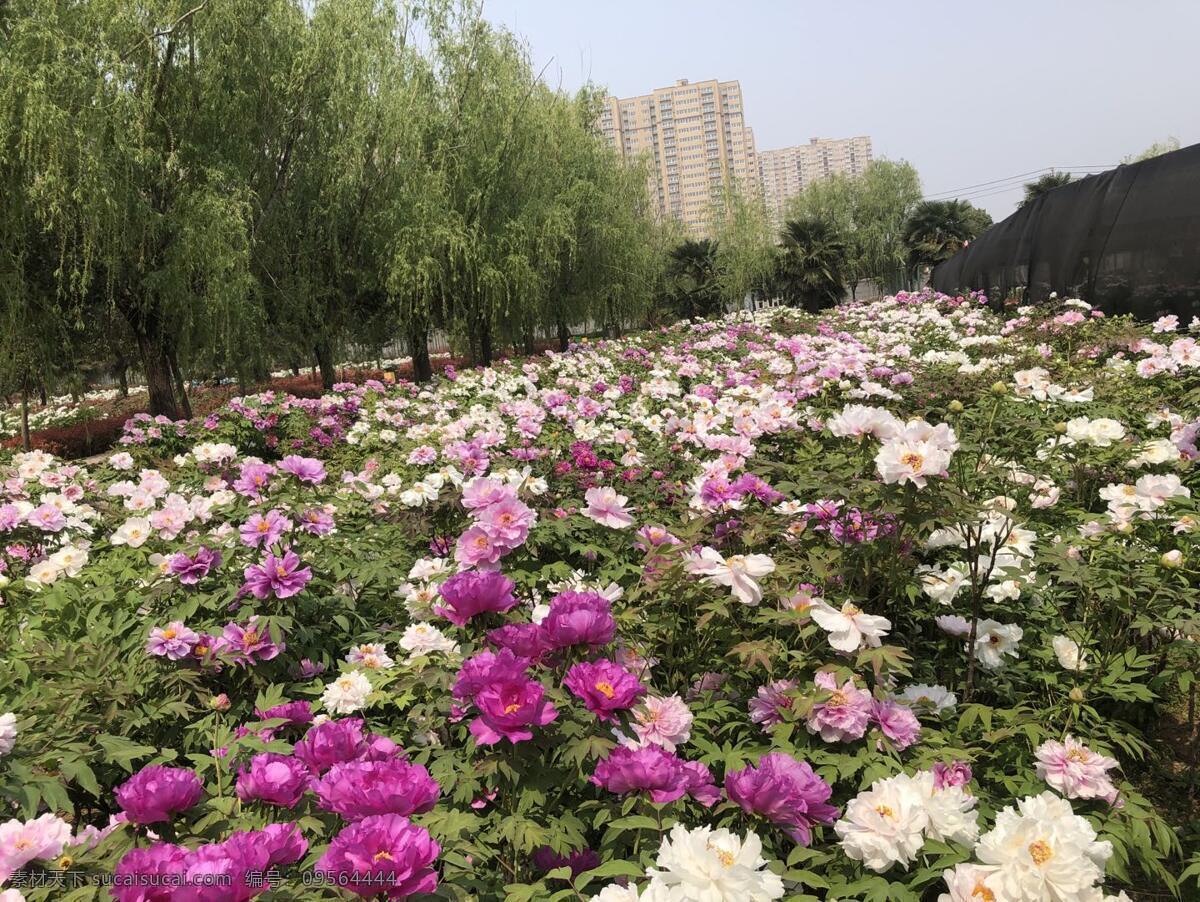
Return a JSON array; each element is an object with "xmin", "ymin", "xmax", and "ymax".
[
  {"xmin": 598, "ymin": 78, "xmax": 760, "ymax": 236},
  {"xmin": 758, "ymin": 136, "xmax": 873, "ymax": 227}
]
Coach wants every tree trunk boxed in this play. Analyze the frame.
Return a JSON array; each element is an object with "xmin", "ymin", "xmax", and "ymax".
[
  {"xmin": 522, "ymin": 326, "xmax": 536, "ymax": 356},
  {"xmin": 167, "ymin": 349, "xmax": 192, "ymax": 419},
  {"xmin": 408, "ymin": 318, "xmax": 432, "ymax": 383},
  {"xmin": 117, "ymin": 361, "xmax": 129, "ymax": 398},
  {"xmin": 37, "ymin": 382, "xmax": 47, "ymax": 406},
  {"xmin": 20, "ymin": 387, "xmax": 30, "ymax": 452},
  {"xmin": 289, "ymin": 359, "xmax": 300, "ymax": 377},
  {"xmin": 557, "ymin": 318, "xmax": 570, "ymax": 352},
  {"xmin": 314, "ymin": 341, "xmax": 336, "ymax": 391},
  {"xmin": 134, "ymin": 328, "xmax": 181, "ymax": 419},
  {"xmin": 479, "ymin": 315, "xmax": 493, "ymax": 366}
]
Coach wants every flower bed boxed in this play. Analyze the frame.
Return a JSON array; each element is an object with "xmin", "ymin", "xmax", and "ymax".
[{"xmin": 0, "ymin": 291, "xmax": 1197, "ymax": 901}]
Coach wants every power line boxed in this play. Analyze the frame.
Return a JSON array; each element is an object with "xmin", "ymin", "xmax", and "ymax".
[{"xmin": 923, "ymin": 165, "xmax": 1117, "ymax": 200}]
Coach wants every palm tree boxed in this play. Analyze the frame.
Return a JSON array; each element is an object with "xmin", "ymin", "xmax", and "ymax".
[
  {"xmin": 1019, "ymin": 171, "xmax": 1073, "ymax": 208},
  {"xmin": 776, "ymin": 218, "xmax": 847, "ymax": 311},
  {"xmin": 666, "ymin": 238, "xmax": 723, "ymax": 320},
  {"xmin": 902, "ymin": 200, "xmax": 991, "ymax": 268}
]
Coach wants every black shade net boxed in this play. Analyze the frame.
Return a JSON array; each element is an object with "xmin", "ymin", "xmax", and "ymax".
[{"xmin": 931, "ymin": 142, "xmax": 1200, "ymax": 320}]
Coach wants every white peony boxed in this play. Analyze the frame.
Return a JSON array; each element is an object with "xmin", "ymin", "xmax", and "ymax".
[
  {"xmin": 684, "ymin": 547, "xmax": 775, "ymax": 606},
  {"xmin": 914, "ymin": 771, "xmax": 979, "ymax": 845},
  {"xmin": 1052, "ymin": 635, "xmax": 1088, "ymax": 671},
  {"xmin": 0, "ymin": 712, "xmax": 17, "ymax": 756},
  {"xmin": 111, "ymin": 517, "xmax": 153, "ymax": 548},
  {"xmin": 399, "ymin": 622, "xmax": 460, "ymax": 657},
  {"xmin": 975, "ymin": 791, "xmax": 1112, "ymax": 901},
  {"xmin": 646, "ymin": 824, "xmax": 784, "ymax": 901},
  {"xmin": 898, "ymin": 683, "xmax": 957, "ymax": 713},
  {"xmin": 835, "ymin": 773, "xmax": 929, "ymax": 872},
  {"xmin": 971, "ymin": 619, "xmax": 1024, "ymax": 670},
  {"xmin": 321, "ymin": 670, "xmax": 373, "ymax": 715},
  {"xmin": 938, "ymin": 863, "xmax": 1003, "ymax": 902},
  {"xmin": 917, "ymin": 562, "xmax": 970, "ymax": 605},
  {"xmin": 809, "ymin": 600, "xmax": 891, "ymax": 652}
]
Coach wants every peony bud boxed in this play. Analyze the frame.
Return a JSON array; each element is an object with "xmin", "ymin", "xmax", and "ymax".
[
  {"xmin": 1068, "ymin": 687, "xmax": 1085, "ymax": 702},
  {"xmin": 948, "ymin": 400, "xmax": 964, "ymax": 413},
  {"xmin": 1161, "ymin": 550, "xmax": 1184, "ymax": 569},
  {"xmin": 209, "ymin": 693, "xmax": 231, "ymax": 712},
  {"xmin": 1054, "ymin": 422, "xmax": 1068, "ymax": 434},
  {"xmin": 990, "ymin": 382, "xmax": 1008, "ymax": 395}
]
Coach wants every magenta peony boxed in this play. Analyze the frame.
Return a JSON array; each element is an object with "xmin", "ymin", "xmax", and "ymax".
[
  {"xmin": 469, "ymin": 676, "xmax": 558, "ymax": 746},
  {"xmin": 538, "ymin": 591, "xmax": 615, "ymax": 649},
  {"xmin": 235, "ymin": 753, "xmax": 311, "ymax": 808},
  {"xmin": 314, "ymin": 758, "xmax": 440, "ymax": 821},
  {"xmin": 434, "ymin": 570, "xmax": 518, "ymax": 626},
  {"xmin": 591, "ymin": 745, "xmax": 720, "ymax": 806},
  {"xmin": 563, "ymin": 659, "xmax": 645, "ymax": 722},
  {"xmin": 314, "ymin": 814, "xmax": 440, "ymax": 898},
  {"xmin": 114, "ymin": 765, "xmax": 204, "ymax": 825},
  {"xmin": 725, "ymin": 752, "xmax": 839, "ymax": 844}
]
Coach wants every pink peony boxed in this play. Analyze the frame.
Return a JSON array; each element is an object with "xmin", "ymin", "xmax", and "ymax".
[
  {"xmin": 805, "ymin": 672, "xmax": 872, "ymax": 743},
  {"xmin": 581, "ymin": 486, "xmax": 635, "ymax": 528},
  {"xmin": 1035, "ymin": 735, "xmax": 1121, "ymax": 804},
  {"xmin": 631, "ymin": 695, "xmax": 693, "ymax": 752},
  {"xmin": 241, "ymin": 548, "xmax": 312, "ymax": 599},
  {"xmin": 468, "ymin": 676, "xmax": 558, "ymax": 746},
  {"xmin": 146, "ymin": 621, "xmax": 200, "ymax": 660},
  {"xmin": 590, "ymin": 745, "xmax": 719, "ymax": 806},
  {"xmin": 538, "ymin": 591, "xmax": 615, "ymax": 649}
]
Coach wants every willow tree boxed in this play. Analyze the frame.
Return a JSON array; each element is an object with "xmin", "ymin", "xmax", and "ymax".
[
  {"xmin": 1, "ymin": 0, "xmax": 306, "ymax": 416},
  {"xmin": 786, "ymin": 159, "xmax": 922, "ymax": 296},
  {"xmin": 711, "ymin": 187, "xmax": 778, "ymax": 309}
]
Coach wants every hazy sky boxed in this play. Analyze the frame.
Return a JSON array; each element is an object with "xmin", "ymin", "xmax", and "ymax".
[{"xmin": 483, "ymin": 0, "xmax": 1200, "ymax": 221}]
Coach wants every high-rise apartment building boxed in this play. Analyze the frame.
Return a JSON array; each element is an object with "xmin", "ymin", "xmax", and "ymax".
[
  {"xmin": 758, "ymin": 136, "xmax": 873, "ymax": 227},
  {"xmin": 598, "ymin": 79, "xmax": 759, "ymax": 236}
]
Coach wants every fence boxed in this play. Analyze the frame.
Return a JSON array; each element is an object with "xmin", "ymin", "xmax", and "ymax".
[{"xmin": 931, "ymin": 142, "xmax": 1200, "ymax": 319}]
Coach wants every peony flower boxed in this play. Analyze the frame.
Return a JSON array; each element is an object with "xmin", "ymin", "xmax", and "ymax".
[
  {"xmin": 1052, "ymin": 635, "xmax": 1088, "ymax": 671},
  {"xmin": 235, "ymin": 753, "xmax": 311, "ymax": 808},
  {"xmin": 469, "ymin": 675, "xmax": 558, "ymax": 746},
  {"xmin": 871, "ymin": 699, "xmax": 922, "ymax": 749},
  {"xmin": 314, "ymin": 758, "xmax": 440, "ymax": 821},
  {"xmin": 748, "ymin": 679, "xmax": 798, "ymax": 730},
  {"xmin": 539, "ymin": 590, "xmax": 616, "ymax": 649},
  {"xmin": 294, "ymin": 718, "xmax": 370, "ymax": 774},
  {"xmin": 564, "ymin": 659, "xmax": 646, "ymax": 722},
  {"xmin": 915, "ymin": 771, "xmax": 980, "ymax": 845},
  {"xmin": 322, "ymin": 670, "xmax": 373, "ymax": 715},
  {"xmin": 582, "ymin": 486, "xmax": 635, "ymax": 528},
  {"xmin": 220, "ymin": 616, "xmax": 283, "ymax": 665},
  {"xmin": 875, "ymin": 438, "xmax": 953, "ymax": 488},
  {"xmin": 809, "ymin": 600, "xmax": 891, "ymax": 652},
  {"xmin": 399, "ymin": 622, "xmax": 460, "ymax": 657},
  {"xmin": 975, "ymin": 791, "xmax": 1112, "ymax": 900},
  {"xmin": 239, "ymin": 510, "xmax": 292, "ymax": 549},
  {"xmin": 166, "ymin": 546, "xmax": 221, "ymax": 585},
  {"xmin": 646, "ymin": 823, "xmax": 784, "ymax": 901},
  {"xmin": 631, "ymin": 695, "xmax": 693, "ymax": 752},
  {"xmin": 971, "ymin": 619, "xmax": 1023, "ymax": 670},
  {"xmin": 242, "ymin": 548, "xmax": 313, "ymax": 599},
  {"xmin": 835, "ymin": 772, "xmax": 929, "ymax": 871},
  {"xmin": 725, "ymin": 752, "xmax": 839, "ymax": 845},
  {"xmin": 0, "ymin": 713, "xmax": 16, "ymax": 757},
  {"xmin": 114, "ymin": 765, "xmax": 204, "ymax": 825},
  {"xmin": 0, "ymin": 813, "xmax": 73, "ymax": 883},
  {"xmin": 146, "ymin": 621, "xmax": 200, "ymax": 660},
  {"xmin": 1035, "ymin": 736, "xmax": 1120, "ymax": 804},
  {"xmin": 279, "ymin": 454, "xmax": 327, "ymax": 484},
  {"xmin": 591, "ymin": 745, "xmax": 719, "ymax": 806},
  {"xmin": 805, "ymin": 672, "xmax": 872, "ymax": 743},
  {"xmin": 685, "ymin": 547, "xmax": 775, "ymax": 605},
  {"xmin": 898, "ymin": 683, "xmax": 957, "ymax": 713},
  {"xmin": 937, "ymin": 863, "xmax": 1004, "ymax": 902},
  {"xmin": 932, "ymin": 761, "xmax": 973, "ymax": 790},
  {"xmin": 452, "ymin": 649, "xmax": 531, "ymax": 700},
  {"xmin": 434, "ymin": 570, "xmax": 518, "ymax": 626},
  {"xmin": 314, "ymin": 814, "xmax": 440, "ymax": 898}
]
